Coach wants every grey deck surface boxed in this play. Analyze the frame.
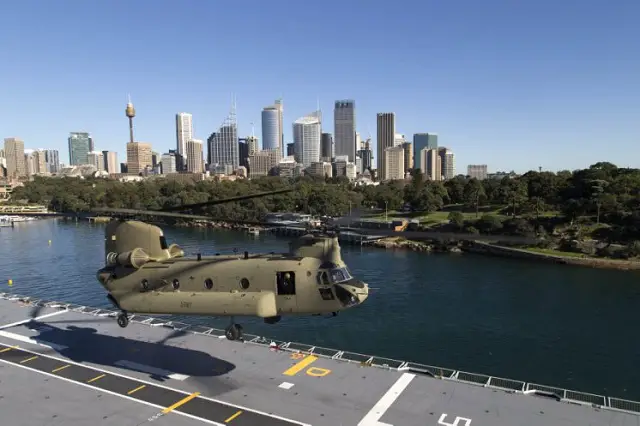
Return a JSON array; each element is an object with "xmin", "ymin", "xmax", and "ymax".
[{"xmin": 0, "ymin": 297, "xmax": 638, "ymax": 426}]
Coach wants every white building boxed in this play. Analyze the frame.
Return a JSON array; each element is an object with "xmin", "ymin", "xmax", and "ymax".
[
  {"xmin": 175, "ymin": 112, "xmax": 193, "ymax": 165},
  {"xmin": 293, "ymin": 111, "xmax": 321, "ymax": 168}
]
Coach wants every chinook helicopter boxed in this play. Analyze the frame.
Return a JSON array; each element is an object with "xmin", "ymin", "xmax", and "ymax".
[{"xmin": 57, "ymin": 189, "xmax": 371, "ymax": 341}]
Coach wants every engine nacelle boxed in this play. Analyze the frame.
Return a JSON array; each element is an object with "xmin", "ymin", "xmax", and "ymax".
[{"xmin": 106, "ymin": 248, "xmax": 150, "ymax": 269}]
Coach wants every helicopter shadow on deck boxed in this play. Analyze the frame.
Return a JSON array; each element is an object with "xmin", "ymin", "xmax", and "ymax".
[{"xmin": 21, "ymin": 320, "xmax": 237, "ymax": 385}]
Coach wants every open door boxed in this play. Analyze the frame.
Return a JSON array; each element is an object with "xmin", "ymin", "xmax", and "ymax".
[{"xmin": 275, "ymin": 271, "xmax": 297, "ymax": 313}]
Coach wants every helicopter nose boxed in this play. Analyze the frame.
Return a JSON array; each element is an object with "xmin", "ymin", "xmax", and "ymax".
[{"xmin": 347, "ymin": 280, "xmax": 369, "ymax": 304}]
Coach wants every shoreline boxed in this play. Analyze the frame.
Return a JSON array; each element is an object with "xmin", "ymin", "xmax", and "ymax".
[
  {"xmin": 155, "ymin": 220, "xmax": 640, "ymax": 272},
  {"xmin": 368, "ymin": 236, "xmax": 640, "ymax": 271}
]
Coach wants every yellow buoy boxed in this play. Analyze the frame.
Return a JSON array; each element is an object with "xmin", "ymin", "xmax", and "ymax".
[
  {"xmin": 48, "ymin": 240, "xmax": 52, "ymax": 245},
  {"xmin": 8, "ymin": 279, "xmax": 13, "ymax": 287}
]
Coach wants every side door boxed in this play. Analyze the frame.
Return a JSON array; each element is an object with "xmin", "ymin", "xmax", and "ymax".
[{"xmin": 275, "ymin": 270, "xmax": 298, "ymax": 314}]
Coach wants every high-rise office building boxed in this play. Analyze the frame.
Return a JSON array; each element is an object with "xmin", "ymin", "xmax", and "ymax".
[
  {"xmin": 209, "ymin": 110, "xmax": 239, "ymax": 169},
  {"xmin": 45, "ymin": 149, "xmax": 60, "ymax": 173},
  {"xmin": 68, "ymin": 132, "xmax": 92, "ymax": 165},
  {"xmin": 186, "ymin": 139, "xmax": 204, "ymax": 173},
  {"xmin": 261, "ymin": 105, "xmax": 281, "ymax": 152},
  {"xmin": 102, "ymin": 151, "xmax": 118, "ymax": 174},
  {"xmin": 238, "ymin": 139, "xmax": 249, "ymax": 169},
  {"xmin": 357, "ymin": 140, "xmax": 373, "ymax": 172},
  {"xmin": 274, "ymin": 98, "xmax": 284, "ymax": 153},
  {"xmin": 293, "ymin": 111, "xmax": 321, "ymax": 168},
  {"xmin": 376, "ymin": 113, "xmax": 395, "ymax": 181},
  {"xmin": 246, "ymin": 136, "xmax": 259, "ymax": 156},
  {"xmin": 176, "ymin": 113, "xmax": 193, "ymax": 168},
  {"xmin": 87, "ymin": 151, "xmax": 104, "ymax": 171},
  {"xmin": 24, "ymin": 150, "xmax": 37, "ymax": 176},
  {"xmin": 438, "ymin": 148, "xmax": 455, "ymax": 180},
  {"xmin": 384, "ymin": 145, "xmax": 405, "ymax": 180},
  {"xmin": 413, "ymin": 133, "xmax": 438, "ymax": 172},
  {"xmin": 161, "ymin": 152, "xmax": 177, "ymax": 174},
  {"xmin": 401, "ymin": 142, "xmax": 413, "ymax": 174},
  {"xmin": 126, "ymin": 141, "xmax": 152, "ymax": 175},
  {"xmin": 334, "ymin": 100, "xmax": 356, "ymax": 162},
  {"xmin": 321, "ymin": 133, "xmax": 333, "ymax": 160},
  {"xmin": 4, "ymin": 137, "xmax": 26, "ymax": 179},
  {"xmin": 422, "ymin": 148, "xmax": 442, "ymax": 181}
]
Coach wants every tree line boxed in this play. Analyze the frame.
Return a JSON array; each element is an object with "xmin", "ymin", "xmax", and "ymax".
[{"xmin": 8, "ymin": 161, "xmax": 640, "ymax": 244}]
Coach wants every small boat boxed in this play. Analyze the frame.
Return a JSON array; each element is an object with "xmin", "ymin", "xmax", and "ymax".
[
  {"xmin": 0, "ymin": 215, "xmax": 35, "ymax": 224},
  {"xmin": 247, "ymin": 227, "xmax": 260, "ymax": 236}
]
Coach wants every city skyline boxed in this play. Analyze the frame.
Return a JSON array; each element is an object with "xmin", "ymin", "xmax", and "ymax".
[{"xmin": 1, "ymin": 1, "xmax": 638, "ymax": 173}]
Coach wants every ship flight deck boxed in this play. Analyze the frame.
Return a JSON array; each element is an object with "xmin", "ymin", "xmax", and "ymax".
[{"xmin": 0, "ymin": 292, "xmax": 638, "ymax": 426}]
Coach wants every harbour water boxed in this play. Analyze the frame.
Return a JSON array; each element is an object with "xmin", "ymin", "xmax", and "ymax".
[{"xmin": 1, "ymin": 219, "xmax": 639, "ymax": 401}]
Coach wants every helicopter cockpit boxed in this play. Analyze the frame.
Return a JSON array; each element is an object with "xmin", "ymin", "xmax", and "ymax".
[{"xmin": 316, "ymin": 264, "xmax": 366, "ymax": 308}]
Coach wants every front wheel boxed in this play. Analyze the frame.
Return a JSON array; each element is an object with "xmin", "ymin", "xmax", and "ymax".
[{"xmin": 225, "ymin": 324, "xmax": 243, "ymax": 341}]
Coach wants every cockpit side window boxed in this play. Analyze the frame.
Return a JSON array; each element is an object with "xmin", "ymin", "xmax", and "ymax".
[
  {"xmin": 159, "ymin": 236, "xmax": 168, "ymax": 250},
  {"xmin": 330, "ymin": 269, "xmax": 346, "ymax": 283}
]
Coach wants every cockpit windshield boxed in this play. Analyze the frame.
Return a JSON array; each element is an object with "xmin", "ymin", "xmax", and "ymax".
[
  {"xmin": 317, "ymin": 267, "xmax": 353, "ymax": 285},
  {"xmin": 329, "ymin": 267, "xmax": 352, "ymax": 283}
]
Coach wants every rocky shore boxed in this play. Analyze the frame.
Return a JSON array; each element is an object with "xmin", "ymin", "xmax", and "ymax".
[
  {"xmin": 369, "ymin": 237, "xmax": 463, "ymax": 254},
  {"xmin": 369, "ymin": 236, "xmax": 640, "ymax": 271},
  {"xmin": 173, "ymin": 220, "xmax": 255, "ymax": 231}
]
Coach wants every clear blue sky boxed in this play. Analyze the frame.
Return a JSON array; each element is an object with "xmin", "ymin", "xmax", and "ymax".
[{"xmin": 1, "ymin": 0, "xmax": 638, "ymax": 173}]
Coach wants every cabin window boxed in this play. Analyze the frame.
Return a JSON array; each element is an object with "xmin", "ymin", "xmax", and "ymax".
[
  {"xmin": 240, "ymin": 278, "xmax": 250, "ymax": 290},
  {"xmin": 318, "ymin": 288, "xmax": 334, "ymax": 300},
  {"xmin": 317, "ymin": 271, "xmax": 330, "ymax": 285},
  {"xmin": 159, "ymin": 236, "xmax": 168, "ymax": 250},
  {"xmin": 204, "ymin": 278, "xmax": 214, "ymax": 290},
  {"xmin": 276, "ymin": 271, "xmax": 296, "ymax": 295}
]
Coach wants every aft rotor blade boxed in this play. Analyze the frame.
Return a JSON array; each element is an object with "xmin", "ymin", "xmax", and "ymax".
[
  {"xmin": 90, "ymin": 208, "xmax": 214, "ymax": 220},
  {"xmin": 158, "ymin": 188, "xmax": 295, "ymax": 212}
]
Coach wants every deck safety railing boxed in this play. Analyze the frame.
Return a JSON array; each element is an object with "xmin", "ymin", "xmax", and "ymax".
[{"xmin": 1, "ymin": 291, "xmax": 639, "ymax": 416}]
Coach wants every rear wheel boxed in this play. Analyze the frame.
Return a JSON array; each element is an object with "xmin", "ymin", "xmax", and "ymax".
[{"xmin": 117, "ymin": 313, "xmax": 129, "ymax": 328}]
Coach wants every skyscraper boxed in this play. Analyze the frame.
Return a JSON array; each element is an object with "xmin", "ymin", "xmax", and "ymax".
[
  {"xmin": 274, "ymin": 98, "xmax": 284, "ymax": 153},
  {"xmin": 102, "ymin": 151, "xmax": 118, "ymax": 174},
  {"xmin": 45, "ymin": 149, "xmax": 60, "ymax": 173},
  {"xmin": 176, "ymin": 112, "xmax": 193, "ymax": 168},
  {"xmin": 126, "ymin": 141, "xmax": 152, "ymax": 175},
  {"xmin": 209, "ymin": 108, "xmax": 239, "ymax": 169},
  {"xmin": 334, "ymin": 100, "xmax": 356, "ymax": 162},
  {"xmin": 293, "ymin": 111, "xmax": 321, "ymax": 168},
  {"xmin": 68, "ymin": 132, "xmax": 92, "ymax": 165},
  {"xmin": 321, "ymin": 133, "xmax": 333, "ymax": 160},
  {"xmin": 4, "ymin": 138, "xmax": 26, "ymax": 179},
  {"xmin": 261, "ymin": 105, "xmax": 280, "ymax": 151},
  {"xmin": 376, "ymin": 113, "xmax": 395, "ymax": 181},
  {"xmin": 413, "ymin": 133, "xmax": 438, "ymax": 172},
  {"xmin": 186, "ymin": 139, "xmax": 204, "ymax": 173}
]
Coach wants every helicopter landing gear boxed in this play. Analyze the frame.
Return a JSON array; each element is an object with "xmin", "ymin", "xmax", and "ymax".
[
  {"xmin": 116, "ymin": 312, "xmax": 129, "ymax": 328},
  {"xmin": 225, "ymin": 318, "xmax": 243, "ymax": 341}
]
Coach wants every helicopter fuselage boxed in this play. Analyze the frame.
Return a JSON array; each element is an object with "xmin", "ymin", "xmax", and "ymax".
[{"xmin": 96, "ymin": 252, "xmax": 368, "ymax": 319}]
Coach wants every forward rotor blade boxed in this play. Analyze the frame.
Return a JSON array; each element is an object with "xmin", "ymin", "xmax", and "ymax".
[{"xmin": 158, "ymin": 188, "xmax": 295, "ymax": 212}]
